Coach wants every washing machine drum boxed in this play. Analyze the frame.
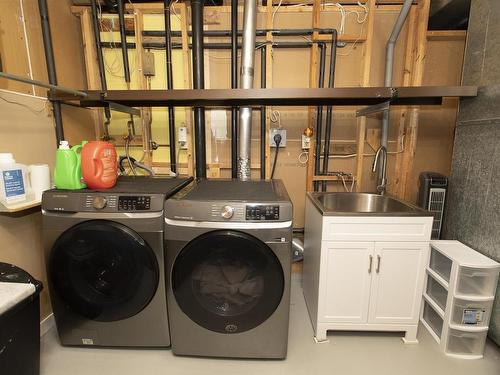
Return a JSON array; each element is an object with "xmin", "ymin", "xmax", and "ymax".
[
  {"xmin": 172, "ymin": 230, "xmax": 284, "ymax": 334},
  {"xmin": 49, "ymin": 220, "xmax": 159, "ymax": 322}
]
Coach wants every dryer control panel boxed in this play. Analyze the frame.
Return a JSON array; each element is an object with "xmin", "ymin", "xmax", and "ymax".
[{"xmin": 118, "ymin": 196, "xmax": 151, "ymax": 211}]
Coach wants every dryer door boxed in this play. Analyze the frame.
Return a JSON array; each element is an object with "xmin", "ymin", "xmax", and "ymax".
[
  {"xmin": 49, "ymin": 220, "xmax": 159, "ymax": 322},
  {"xmin": 172, "ymin": 230, "xmax": 284, "ymax": 334}
]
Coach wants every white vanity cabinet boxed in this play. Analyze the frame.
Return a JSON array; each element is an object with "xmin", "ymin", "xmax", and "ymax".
[{"xmin": 303, "ymin": 198, "xmax": 433, "ymax": 342}]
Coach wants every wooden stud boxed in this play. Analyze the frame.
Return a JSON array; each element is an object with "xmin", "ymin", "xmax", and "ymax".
[
  {"xmin": 411, "ymin": 0, "xmax": 431, "ymax": 88},
  {"xmin": 180, "ymin": 2, "xmax": 194, "ymax": 177},
  {"xmin": 79, "ymin": 9, "xmax": 103, "ymax": 139},
  {"xmin": 265, "ymin": 0, "xmax": 274, "ymax": 179},
  {"xmin": 391, "ymin": 5, "xmax": 417, "ymax": 197},
  {"xmin": 392, "ymin": 0, "xmax": 431, "ymax": 201},
  {"xmin": 305, "ymin": 0, "xmax": 321, "ymax": 192},
  {"xmin": 354, "ymin": 0, "xmax": 376, "ymax": 192},
  {"xmin": 133, "ymin": 9, "xmax": 153, "ymax": 166},
  {"xmin": 207, "ymin": 163, "xmax": 221, "ymax": 178},
  {"xmin": 426, "ymin": 30, "xmax": 467, "ymax": 41},
  {"xmin": 366, "ymin": 128, "xmax": 381, "ymax": 152}
]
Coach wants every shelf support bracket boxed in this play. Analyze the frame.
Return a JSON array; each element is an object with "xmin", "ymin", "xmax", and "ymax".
[
  {"xmin": 356, "ymin": 88, "xmax": 397, "ymax": 118},
  {"xmin": 356, "ymin": 100, "xmax": 390, "ymax": 118}
]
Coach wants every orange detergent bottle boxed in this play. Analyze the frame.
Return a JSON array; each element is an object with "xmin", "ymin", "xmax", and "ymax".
[{"xmin": 81, "ymin": 141, "xmax": 117, "ymax": 189}]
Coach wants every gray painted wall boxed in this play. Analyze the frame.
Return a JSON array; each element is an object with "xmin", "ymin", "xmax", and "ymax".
[{"xmin": 443, "ymin": 0, "xmax": 500, "ymax": 345}]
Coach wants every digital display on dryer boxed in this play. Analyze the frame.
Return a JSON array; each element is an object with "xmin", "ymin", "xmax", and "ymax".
[
  {"xmin": 245, "ymin": 205, "xmax": 279, "ymax": 220},
  {"xmin": 118, "ymin": 196, "xmax": 151, "ymax": 211}
]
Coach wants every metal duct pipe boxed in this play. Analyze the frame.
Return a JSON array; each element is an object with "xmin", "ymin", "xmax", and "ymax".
[
  {"xmin": 260, "ymin": 46, "xmax": 267, "ymax": 180},
  {"xmin": 231, "ymin": 0, "xmax": 238, "ymax": 178},
  {"xmin": 117, "ymin": 0, "xmax": 131, "ymax": 83},
  {"xmin": 313, "ymin": 42, "xmax": 327, "ymax": 192},
  {"xmin": 292, "ymin": 236, "xmax": 305, "ymax": 262},
  {"xmin": 237, "ymin": 0, "xmax": 257, "ymax": 181},
  {"xmin": 38, "ymin": 0, "xmax": 64, "ymax": 144},
  {"xmin": 191, "ymin": 0, "xmax": 207, "ymax": 178},
  {"xmin": 321, "ymin": 30, "xmax": 338, "ymax": 191},
  {"xmin": 164, "ymin": 0, "xmax": 177, "ymax": 173},
  {"xmin": 381, "ymin": 0, "xmax": 413, "ymax": 150}
]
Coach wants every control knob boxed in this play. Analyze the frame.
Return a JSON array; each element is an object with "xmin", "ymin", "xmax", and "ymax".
[
  {"xmin": 93, "ymin": 196, "xmax": 107, "ymax": 210},
  {"xmin": 220, "ymin": 205, "xmax": 234, "ymax": 219}
]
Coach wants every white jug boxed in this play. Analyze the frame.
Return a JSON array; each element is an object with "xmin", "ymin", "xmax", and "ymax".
[{"xmin": 0, "ymin": 153, "xmax": 33, "ymax": 205}]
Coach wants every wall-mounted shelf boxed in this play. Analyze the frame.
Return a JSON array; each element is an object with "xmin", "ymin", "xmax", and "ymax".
[
  {"xmin": 49, "ymin": 86, "xmax": 477, "ymax": 108},
  {"xmin": 0, "ymin": 200, "xmax": 41, "ymax": 214}
]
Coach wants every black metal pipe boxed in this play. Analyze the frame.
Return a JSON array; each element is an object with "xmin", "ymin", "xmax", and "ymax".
[
  {"xmin": 321, "ymin": 30, "xmax": 338, "ymax": 191},
  {"xmin": 164, "ymin": 0, "xmax": 177, "ymax": 173},
  {"xmin": 231, "ymin": 0, "xmax": 238, "ymax": 178},
  {"xmin": 101, "ymin": 41, "xmax": 320, "ymax": 49},
  {"xmin": 90, "ymin": 0, "xmax": 111, "ymax": 124},
  {"xmin": 140, "ymin": 28, "xmax": 338, "ymax": 38},
  {"xmin": 117, "ymin": 0, "xmax": 131, "ymax": 83},
  {"xmin": 313, "ymin": 42, "xmax": 326, "ymax": 192},
  {"xmin": 191, "ymin": 0, "xmax": 206, "ymax": 178},
  {"xmin": 38, "ymin": 0, "xmax": 64, "ymax": 144},
  {"xmin": 260, "ymin": 46, "xmax": 267, "ymax": 180}
]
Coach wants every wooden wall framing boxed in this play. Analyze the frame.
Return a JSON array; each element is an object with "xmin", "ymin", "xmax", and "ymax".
[{"xmin": 72, "ymin": 0, "xmax": 466, "ymax": 206}]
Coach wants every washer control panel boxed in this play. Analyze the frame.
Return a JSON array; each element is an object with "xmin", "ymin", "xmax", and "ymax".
[
  {"xmin": 245, "ymin": 205, "xmax": 280, "ymax": 221},
  {"xmin": 118, "ymin": 196, "xmax": 151, "ymax": 211},
  {"xmin": 220, "ymin": 205, "xmax": 234, "ymax": 219},
  {"xmin": 85, "ymin": 195, "xmax": 117, "ymax": 210}
]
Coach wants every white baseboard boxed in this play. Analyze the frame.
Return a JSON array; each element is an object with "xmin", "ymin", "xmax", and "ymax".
[{"xmin": 40, "ymin": 313, "xmax": 55, "ymax": 337}]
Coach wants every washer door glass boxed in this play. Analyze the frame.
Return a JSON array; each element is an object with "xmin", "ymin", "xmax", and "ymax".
[
  {"xmin": 172, "ymin": 230, "xmax": 284, "ymax": 334},
  {"xmin": 50, "ymin": 220, "xmax": 159, "ymax": 322}
]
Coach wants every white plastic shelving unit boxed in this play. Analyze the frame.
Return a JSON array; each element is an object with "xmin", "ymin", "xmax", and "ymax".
[{"xmin": 420, "ymin": 240, "xmax": 500, "ymax": 359}]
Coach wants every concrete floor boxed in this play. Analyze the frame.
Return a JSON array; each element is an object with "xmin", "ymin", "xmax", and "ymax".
[{"xmin": 41, "ymin": 275, "xmax": 500, "ymax": 375}]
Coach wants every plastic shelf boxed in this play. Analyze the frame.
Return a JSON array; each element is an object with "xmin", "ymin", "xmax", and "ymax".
[
  {"xmin": 456, "ymin": 266, "xmax": 499, "ymax": 297},
  {"xmin": 426, "ymin": 273, "xmax": 448, "ymax": 311},
  {"xmin": 422, "ymin": 299, "xmax": 444, "ymax": 340},
  {"xmin": 446, "ymin": 328, "xmax": 488, "ymax": 359},
  {"xmin": 450, "ymin": 297, "xmax": 493, "ymax": 328},
  {"xmin": 429, "ymin": 247, "xmax": 452, "ymax": 283}
]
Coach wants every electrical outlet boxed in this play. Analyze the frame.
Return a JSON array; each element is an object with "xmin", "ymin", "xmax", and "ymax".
[
  {"xmin": 302, "ymin": 134, "xmax": 311, "ymax": 149},
  {"xmin": 270, "ymin": 128, "xmax": 286, "ymax": 148},
  {"xmin": 178, "ymin": 127, "xmax": 188, "ymax": 149}
]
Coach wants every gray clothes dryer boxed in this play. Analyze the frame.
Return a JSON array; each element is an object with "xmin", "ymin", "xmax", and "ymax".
[
  {"xmin": 164, "ymin": 179, "xmax": 293, "ymax": 359},
  {"xmin": 42, "ymin": 176, "xmax": 192, "ymax": 347}
]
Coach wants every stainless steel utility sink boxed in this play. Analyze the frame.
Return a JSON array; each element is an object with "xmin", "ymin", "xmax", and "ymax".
[{"xmin": 308, "ymin": 192, "xmax": 432, "ymax": 216}]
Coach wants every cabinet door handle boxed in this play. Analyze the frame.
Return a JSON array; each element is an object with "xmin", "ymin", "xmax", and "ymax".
[
  {"xmin": 368, "ymin": 255, "xmax": 373, "ymax": 273},
  {"xmin": 376, "ymin": 255, "xmax": 381, "ymax": 273}
]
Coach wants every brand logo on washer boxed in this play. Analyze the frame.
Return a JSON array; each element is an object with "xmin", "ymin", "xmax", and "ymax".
[{"xmin": 225, "ymin": 324, "xmax": 238, "ymax": 333}]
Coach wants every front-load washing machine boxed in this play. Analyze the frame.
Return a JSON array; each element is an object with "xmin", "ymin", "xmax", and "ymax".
[
  {"xmin": 42, "ymin": 176, "xmax": 192, "ymax": 347},
  {"xmin": 164, "ymin": 179, "xmax": 292, "ymax": 358}
]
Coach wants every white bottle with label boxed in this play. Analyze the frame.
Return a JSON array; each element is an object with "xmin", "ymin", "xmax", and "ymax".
[{"xmin": 0, "ymin": 153, "xmax": 33, "ymax": 205}]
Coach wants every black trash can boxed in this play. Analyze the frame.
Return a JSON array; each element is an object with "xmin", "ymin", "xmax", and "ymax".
[{"xmin": 0, "ymin": 263, "xmax": 43, "ymax": 375}]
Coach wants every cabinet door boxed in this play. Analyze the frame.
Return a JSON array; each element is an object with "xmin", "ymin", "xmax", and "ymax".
[
  {"xmin": 368, "ymin": 242, "xmax": 428, "ymax": 324},
  {"xmin": 319, "ymin": 241, "xmax": 374, "ymax": 323}
]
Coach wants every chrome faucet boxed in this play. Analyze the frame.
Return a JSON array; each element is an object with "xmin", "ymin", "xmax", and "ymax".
[{"xmin": 372, "ymin": 146, "xmax": 388, "ymax": 195}]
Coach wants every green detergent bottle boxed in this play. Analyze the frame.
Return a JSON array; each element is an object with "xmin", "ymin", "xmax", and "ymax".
[{"xmin": 54, "ymin": 140, "xmax": 87, "ymax": 190}]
